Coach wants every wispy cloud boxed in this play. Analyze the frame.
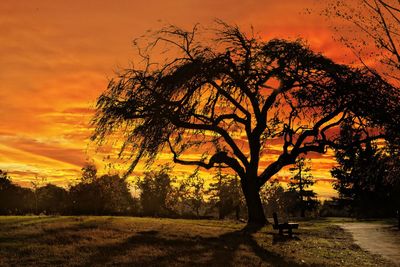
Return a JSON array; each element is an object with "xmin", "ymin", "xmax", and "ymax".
[{"xmin": 0, "ymin": 0, "xmax": 362, "ymax": 198}]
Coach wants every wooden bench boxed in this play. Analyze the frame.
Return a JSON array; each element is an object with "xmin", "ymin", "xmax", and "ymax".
[{"xmin": 272, "ymin": 212, "xmax": 299, "ymax": 237}]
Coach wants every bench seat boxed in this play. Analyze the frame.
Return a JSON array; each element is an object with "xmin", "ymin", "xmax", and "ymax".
[{"xmin": 272, "ymin": 212, "xmax": 299, "ymax": 237}]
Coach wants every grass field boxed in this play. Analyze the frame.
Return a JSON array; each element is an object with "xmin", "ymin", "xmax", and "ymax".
[{"xmin": 0, "ymin": 216, "xmax": 394, "ymax": 266}]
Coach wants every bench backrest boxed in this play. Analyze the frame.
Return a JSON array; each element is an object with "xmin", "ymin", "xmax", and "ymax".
[{"xmin": 273, "ymin": 212, "xmax": 279, "ymax": 226}]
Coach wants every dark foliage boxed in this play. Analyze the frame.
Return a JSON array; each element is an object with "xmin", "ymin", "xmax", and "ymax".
[
  {"xmin": 0, "ymin": 166, "xmax": 317, "ymax": 219},
  {"xmin": 69, "ymin": 173, "xmax": 135, "ymax": 215},
  {"xmin": 36, "ymin": 184, "xmax": 68, "ymax": 214},
  {"xmin": 260, "ymin": 180, "xmax": 318, "ymax": 220},
  {"xmin": 173, "ymin": 169, "xmax": 206, "ymax": 217},
  {"xmin": 0, "ymin": 167, "xmax": 137, "ymax": 216},
  {"xmin": 288, "ymin": 158, "xmax": 318, "ymax": 217},
  {"xmin": 331, "ymin": 122, "xmax": 400, "ymax": 217},
  {"xmin": 0, "ymin": 170, "xmax": 34, "ymax": 214},
  {"xmin": 136, "ymin": 166, "xmax": 176, "ymax": 217},
  {"xmin": 207, "ymin": 170, "xmax": 245, "ymax": 220},
  {"xmin": 92, "ymin": 22, "xmax": 399, "ymax": 224}
]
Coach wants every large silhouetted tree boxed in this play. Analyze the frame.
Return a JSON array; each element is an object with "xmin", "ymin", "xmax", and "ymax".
[{"xmin": 92, "ymin": 22, "xmax": 399, "ymax": 225}]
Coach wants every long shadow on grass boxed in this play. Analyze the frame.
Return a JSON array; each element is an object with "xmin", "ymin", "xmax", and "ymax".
[
  {"xmin": 84, "ymin": 225, "xmax": 309, "ymax": 266},
  {"xmin": 0, "ymin": 217, "xmax": 113, "ymax": 245},
  {"xmin": 0, "ymin": 216, "xmax": 66, "ymax": 229},
  {"xmin": 272, "ymin": 233, "xmax": 301, "ymax": 245}
]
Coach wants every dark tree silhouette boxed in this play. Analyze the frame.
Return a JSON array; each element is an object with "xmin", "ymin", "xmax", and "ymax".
[
  {"xmin": 36, "ymin": 184, "xmax": 68, "ymax": 214},
  {"xmin": 136, "ymin": 165, "xmax": 175, "ymax": 216},
  {"xmin": 331, "ymin": 121, "xmax": 400, "ymax": 217},
  {"xmin": 69, "ymin": 166, "xmax": 134, "ymax": 215},
  {"xmin": 92, "ymin": 22, "xmax": 398, "ymax": 225},
  {"xmin": 182, "ymin": 169, "xmax": 206, "ymax": 217},
  {"xmin": 207, "ymin": 170, "xmax": 244, "ymax": 220},
  {"xmin": 0, "ymin": 170, "xmax": 34, "ymax": 214},
  {"xmin": 260, "ymin": 180, "xmax": 297, "ymax": 219},
  {"xmin": 288, "ymin": 157, "xmax": 317, "ymax": 217}
]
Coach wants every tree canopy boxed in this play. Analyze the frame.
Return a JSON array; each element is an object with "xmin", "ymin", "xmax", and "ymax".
[{"xmin": 92, "ymin": 22, "xmax": 400, "ymax": 224}]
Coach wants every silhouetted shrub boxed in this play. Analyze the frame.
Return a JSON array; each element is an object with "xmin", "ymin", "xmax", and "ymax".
[
  {"xmin": 136, "ymin": 166, "xmax": 176, "ymax": 217},
  {"xmin": 0, "ymin": 170, "xmax": 34, "ymax": 214},
  {"xmin": 69, "ymin": 174, "xmax": 135, "ymax": 215},
  {"xmin": 36, "ymin": 184, "xmax": 68, "ymax": 215}
]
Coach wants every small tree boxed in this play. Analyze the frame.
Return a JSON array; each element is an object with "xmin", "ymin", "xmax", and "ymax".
[
  {"xmin": 36, "ymin": 184, "xmax": 68, "ymax": 214},
  {"xmin": 136, "ymin": 165, "xmax": 175, "ymax": 216},
  {"xmin": 31, "ymin": 175, "xmax": 47, "ymax": 214},
  {"xmin": 173, "ymin": 178, "xmax": 191, "ymax": 216},
  {"xmin": 96, "ymin": 174, "xmax": 135, "ymax": 215},
  {"xmin": 261, "ymin": 180, "xmax": 299, "ymax": 220},
  {"xmin": 288, "ymin": 157, "xmax": 317, "ymax": 217},
  {"xmin": 260, "ymin": 180, "xmax": 286, "ymax": 217},
  {"xmin": 208, "ymin": 169, "xmax": 244, "ymax": 220},
  {"xmin": 184, "ymin": 170, "xmax": 206, "ymax": 217},
  {"xmin": 0, "ymin": 171, "xmax": 34, "ymax": 214},
  {"xmin": 69, "ymin": 165, "xmax": 135, "ymax": 215}
]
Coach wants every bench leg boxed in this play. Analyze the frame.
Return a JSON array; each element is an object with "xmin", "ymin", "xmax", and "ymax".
[
  {"xmin": 279, "ymin": 229, "xmax": 283, "ymax": 235},
  {"xmin": 288, "ymin": 228, "xmax": 292, "ymax": 237}
]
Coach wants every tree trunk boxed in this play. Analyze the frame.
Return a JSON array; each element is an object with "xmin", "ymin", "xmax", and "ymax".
[
  {"xmin": 300, "ymin": 196, "xmax": 305, "ymax": 217},
  {"xmin": 235, "ymin": 205, "xmax": 240, "ymax": 221},
  {"xmin": 300, "ymin": 206, "xmax": 305, "ymax": 218},
  {"xmin": 218, "ymin": 201, "xmax": 225, "ymax": 219},
  {"xmin": 242, "ymin": 180, "xmax": 267, "ymax": 226}
]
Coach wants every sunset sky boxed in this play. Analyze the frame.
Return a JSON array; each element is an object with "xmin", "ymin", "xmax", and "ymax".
[{"xmin": 0, "ymin": 0, "xmax": 366, "ymax": 198}]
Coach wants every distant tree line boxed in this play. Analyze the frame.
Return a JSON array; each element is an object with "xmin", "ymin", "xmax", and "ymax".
[
  {"xmin": 0, "ymin": 168, "xmax": 135, "ymax": 216},
  {"xmin": 3, "ymin": 150, "xmax": 398, "ymax": 219},
  {"xmin": 0, "ymin": 164, "xmax": 318, "ymax": 219}
]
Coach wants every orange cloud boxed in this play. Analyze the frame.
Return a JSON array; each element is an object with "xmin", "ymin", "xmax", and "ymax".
[{"xmin": 0, "ymin": 0, "xmax": 369, "ymax": 198}]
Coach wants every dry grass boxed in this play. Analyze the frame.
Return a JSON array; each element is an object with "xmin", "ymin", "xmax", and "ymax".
[{"xmin": 0, "ymin": 216, "xmax": 393, "ymax": 266}]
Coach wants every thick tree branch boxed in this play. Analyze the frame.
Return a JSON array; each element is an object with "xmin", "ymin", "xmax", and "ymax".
[
  {"xmin": 208, "ymin": 80, "xmax": 252, "ymax": 121},
  {"xmin": 170, "ymin": 118, "xmax": 249, "ymax": 169},
  {"xmin": 168, "ymin": 139, "xmax": 245, "ymax": 177}
]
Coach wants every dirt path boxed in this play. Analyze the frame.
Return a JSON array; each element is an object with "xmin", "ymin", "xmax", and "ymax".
[{"xmin": 339, "ymin": 222, "xmax": 400, "ymax": 266}]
